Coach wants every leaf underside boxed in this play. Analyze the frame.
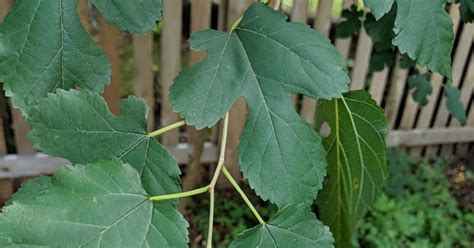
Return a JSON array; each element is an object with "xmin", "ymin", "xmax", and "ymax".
[
  {"xmin": 315, "ymin": 90, "xmax": 388, "ymax": 248},
  {"xmin": 91, "ymin": 0, "xmax": 163, "ymax": 33},
  {"xmin": 393, "ymin": 0, "xmax": 454, "ymax": 80},
  {"xmin": 0, "ymin": 0, "xmax": 110, "ymax": 113},
  {"xmin": 170, "ymin": 2, "xmax": 349, "ymax": 208},
  {"xmin": 0, "ymin": 161, "xmax": 188, "ymax": 247},
  {"xmin": 229, "ymin": 204, "xmax": 334, "ymax": 248}
]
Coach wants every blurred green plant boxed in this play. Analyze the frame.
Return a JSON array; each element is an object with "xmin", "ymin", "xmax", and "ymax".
[{"xmin": 358, "ymin": 150, "xmax": 474, "ymax": 248}]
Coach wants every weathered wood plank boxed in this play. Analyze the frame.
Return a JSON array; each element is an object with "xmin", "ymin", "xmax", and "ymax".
[
  {"xmin": 387, "ymin": 127, "xmax": 474, "ymax": 147},
  {"xmin": 133, "ymin": 32, "xmax": 155, "ymax": 131},
  {"xmin": 369, "ymin": 68, "xmax": 389, "ymax": 105},
  {"xmin": 300, "ymin": 0, "xmax": 332, "ymax": 124},
  {"xmin": 160, "ymin": 0, "xmax": 183, "ymax": 146},
  {"xmin": 350, "ymin": 28, "xmax": 373, "ymax": 90}
]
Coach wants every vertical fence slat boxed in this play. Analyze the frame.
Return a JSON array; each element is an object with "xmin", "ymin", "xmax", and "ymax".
[
  {"xmin": 369, "ymin": 68, "xmax": 389, "ymax": 105},
  {"xmin": 444, "ymin": 54, "xmax": 474, "ymax": 154},
  {"xmin": 133, "ymin": 32, "xmax": 155, "ymax": 131},
  {"xmin": 291, "ymin": 0, "xmax": 309, "ymax": 23},
  {"xmin": 410, "ymin": 5, "xmax": 462, "ymax": 157},
  {"xmin": 456, "ymin": 105, "xmax": 474, "ymax": 155},
  {"xmin": 425, "ymin": 25, "xmax": 469, "ymax": 156},
  {"xmin": 350, "ymin": 28, "xmax": 373, "ymax": 90},
  {"xmin": 160, "ymin": 0, "xmax": 183, "ymax": 146},
  {"xmin": 386, "ymin": 57, "xmax": 408, "ymax": 129},
  {"xmin": 335, "ymin": 0, "xmax": 355, "ymax": 61},
  {"xmin": 98, "ymin": 16, "xmax": 123, "ymax": 115},
  {"xmin": 224, "ymin": 0, "xmax": 253, "ymax": 186},
  {"xmin": 438, "ymin": 25, "xmax": 473, "ymax": 154},
  {"xmin": 180, "ymin": 0, "xmax": 212, "ymax": 210},
  {"xmin": 300, "ymin": 0, "xmax": 332, "ymax": 123}
]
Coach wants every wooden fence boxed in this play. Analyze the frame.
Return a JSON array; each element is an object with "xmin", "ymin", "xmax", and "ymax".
[{"xmin": 0, "ymin": 0, "xmax": 473, "ymax": 204}]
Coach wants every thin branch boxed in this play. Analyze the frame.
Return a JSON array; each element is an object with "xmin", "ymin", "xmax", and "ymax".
[
  {"xmin": 149, "ymin": 185, "xmax": 209, "ymax": 201},
  {"xmin": 222, "ymin": 167, "xmax": 265, "ymax": 225},
  {"xmin": 147, "ymin": 120, "xmax": 186, "ymax": 138},
  {"xmin": 206, "ymin": 112, "xmax": 230, "ymax": 248}
]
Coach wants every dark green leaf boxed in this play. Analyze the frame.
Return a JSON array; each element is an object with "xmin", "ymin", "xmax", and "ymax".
[
  {"xmin": 315, "ymin": 90, "xmax": 388, "ymax": 248},
  {"xmin": 0, "ymin": 161, "xmax": 188, "ymax": 247},
  {"xmin": 399, "ymin": 53, "xmax": 417, "ymax": 69},
  {"xmin": 363, "ymin": 0, "xmax": 395, "ymax": 20},
  {"xmin": 364, "ymin": 5, "xmax": 396, "ymax": 51},
  {"xmin": 393, "ymin": 0, "xmax": 454, "ymax": 80},
  {"xmin": 444, "ymin": 84, "xmax": 467, "ymax": 125},
  {"xmin": 0, "ymin": 0, "xmax": 110, "ymax": 113},
  {"xmin": 229, "ymin": 204, "xmax": 334, "ymax": 248},
  {"xmin": 369, "ymin": 48, "xmax": 396, "ymax": 72},
  {"xmin": 91, "ymin": 0, "xmax": 163, "ymax": 33},
  {"xmin": 459, "ymin": 0, "xmax": 474, "ymax": 23},
  {"xmin": 170, "ymin": 3, "xmax": 349, "ymax": 207},
  {"xmin": 335, "ymin": 5, "xmax": 363, "ymax": 38},
  {"xmin": 27, "ymin": 90, "xmax": 181, "ymax": 197},
  {"xmin": 408, "ymin": 73, "xmax": 432, "ymax": 106}
]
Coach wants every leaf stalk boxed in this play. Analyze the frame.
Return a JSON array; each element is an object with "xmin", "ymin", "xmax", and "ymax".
[
  {"xmin": 207, "ymin": 112, "xmax": 230, "ymax": 248},
  {"xmin": 149, "ymin": 185, "xmax": 209, "ymax": 201},
  {"xmin": 147, "ymin": 120, "xmax": 186, "ymax": 138},
  {"xmin": 222, "ymin": 166, "xmax": 265, "ymax": 225}
]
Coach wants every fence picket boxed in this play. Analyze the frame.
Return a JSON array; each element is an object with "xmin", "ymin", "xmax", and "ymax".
[
  {"xmin": 160, "ymin": 0, "xmax": 183, "ymax": 146},
  {"xmin": 300, "ymin": 0, "xmax": 332, "ymax": 124}
]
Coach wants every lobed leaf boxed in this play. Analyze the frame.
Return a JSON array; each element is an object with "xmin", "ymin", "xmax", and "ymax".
[
  {"xmin": 27, "ymin": 90, "xmax": 181, "ymax": 197},
  {"xmin": 0, "ymin": 0, "xmax": 110, "ymax": 113},
  {"xmin": 459, "ymin": 0, "xmax": 474, "ymax": 23},
  {"xmin": 315, "ymin": 90, "xmax": 388, "ymax": 248},
  {"xmin": 393, "ymin": 0, "xmax": 454, "ymax": 80},
  {"xmin": 408, "ymin": 73, "xmax": 432, "ymax": 107},
  {"xmin": 229, "ymin": 204, "xmax": 334, "ymax": 248},
  {"xmin": 170, "ymin": 3, "xmax": 349, "ymax": 208},
  {"xmin": 335, "ymin": 5, "xmax": 363, "ymax": 38},
  {"xmin": 91, "ymin": 0, "xmax": 163, "ymax": 33},
  {"xmin": 0, "ymin": 161, "xmax": 188, "ymax": 247},
  {"xmin": 364, "ymin": 5, "xmax": 396, "ymax": 51}
]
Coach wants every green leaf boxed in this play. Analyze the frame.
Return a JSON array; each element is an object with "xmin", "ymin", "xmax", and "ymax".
[
  {"xmin": 444, "ymin": 84, "xmax": 467, "ymax": 125},
  {"xmin": 459, "ymin": 0, "xmax": 474, "ymax": 23},
  {"xmin": 335, "ymin": 5, "xmax": 363, "ymax": 38},
  {"xmin": 27, "ymin": 89, "xmax": 181, "ymax": 197},
  {"xmin": 0, "ymin": 0, "xmax": 110, "ymax": 113},
  {"xmin": 315, "ymin": 90, "xmax": 388, "ymax": 248},
  {"xmin": 399, "ymin": 53, "xmax": 417, "ymax": 69},
  {"xmin": 170, "ymin": 3, "xmax": 349, "ymax": 208},
  {"xmin": 393, "ymin": 0, "xmax": 454, "ymax": 80},
  {"xmin": 0, "ymin": 161, "xmax": 188, "ymax": 247},
  {"xmin": 363, "ymin": 0, "xmax": 395, "ymax": 20},
  {"xmin": 4, "ymin": 176, "xmax": 51, "ymax": 206},
  {"xmin": 408, "ymin": 73, "xmax": 432, "ymax": 106},
  {"xmin": 229, "ymin": 204, "xmax": 334, "ymax": 248},
  {"xmin": 91, "ymin": 0, "xmax": 163, "ymax": 33},
  {"xmin": 369, "ymin": 48, "xmax": 396, "ymax": 72},
  {"xmin": 364, "ymin": 5, "xmax": 396, "ymax": 51}
]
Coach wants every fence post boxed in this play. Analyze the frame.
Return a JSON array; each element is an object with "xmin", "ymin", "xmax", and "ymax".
[
  {"xmin": 300, "ymin": 0, "xmax": 333, "ymax": 124},
  {"xmin": 160, "ymin": 0, "xmax": 183, "ymax": 146},
  {"xmin": 180, "ymin": 0, "xmax": 212, "ymax": 211},
  {"xmin": 133, "ymin": 32, "xmax": 155, "ymax": 131},
  {"xmin": 98, "ymin": 16, "xmax": 123, "ymax": 115}
]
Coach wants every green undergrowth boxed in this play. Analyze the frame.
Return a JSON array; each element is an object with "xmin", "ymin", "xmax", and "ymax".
[{"xmin": 358, "ymin": 150, "xmax": 474, "ymax": 248}]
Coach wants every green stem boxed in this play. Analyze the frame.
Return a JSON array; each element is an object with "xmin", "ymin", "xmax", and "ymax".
[
  {"xmin": 147, "ymin": 120, "xmax": 186, "ymax": 138},
  {"xmin": 149, "ymin": 185, "xmax": 209, "ymax": 201},
  {"xmin": 222, "ymin": 167, "xmax": 265, "ymax": 225}
]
